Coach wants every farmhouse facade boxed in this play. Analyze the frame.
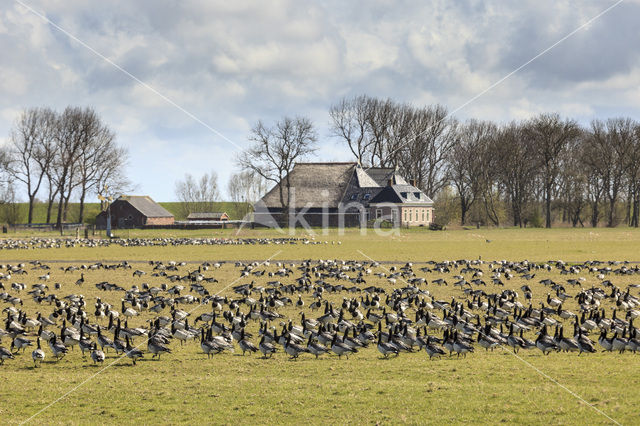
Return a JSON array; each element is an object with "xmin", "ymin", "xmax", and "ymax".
[
  {"xmin": 95, "ymin": 195, "xmax": 175, "ymax": 228},
  {"xmin": 254, "ymin": 162, "xmax": 434, "ymax": 227}
]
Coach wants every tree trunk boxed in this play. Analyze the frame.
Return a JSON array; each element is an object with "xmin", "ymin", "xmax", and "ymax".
[
  {"xmin": 46, "ymin": 198, "xmax": 54, "ymax": 224},
  {"xmin": 27, "ymin": 195, "xmax": 35, "ymax": 224},
  {"xmin": 545, "ymin": 182, "xmax": 552, "ymax": 228},
  {"xmin": 56, "ymin": 191, "xmax": 64, "ymax": 228},
  {"xmin": 78, "ymin": 186, "xmax": 87, "ymax": 223},
  {"xmin": 591, "ymin": 201, "xmax": 599, "ymax": 228}
]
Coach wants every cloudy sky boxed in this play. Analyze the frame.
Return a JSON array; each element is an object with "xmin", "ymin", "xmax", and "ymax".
[{"xmin": 1, "ymin": 0, "xmax": 639, "ymax": 201}]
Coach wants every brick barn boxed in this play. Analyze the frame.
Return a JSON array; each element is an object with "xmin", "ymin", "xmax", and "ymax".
[
  {"xmin": 253, "ymin": 162, "xmax": 434, "ymax": 227},
  {"xmin": 95, "ymin": 195, "xmax": 175, "ymax": 228}
]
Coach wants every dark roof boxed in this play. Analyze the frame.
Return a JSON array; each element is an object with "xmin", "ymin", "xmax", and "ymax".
[
  {"xmin": 117, "ymin": 195, "xmax": 174, "ymax": 218},
  {"xmin": 369, "ymin": 184, "xmax": 434, "ymax": 205},
  {"xmin": 186, "ymin": 212, "xmax": 228, "ymax": 220},
  {"xmin": 365, "ymin": 168, "xmax": 408, "ymax": 186}
]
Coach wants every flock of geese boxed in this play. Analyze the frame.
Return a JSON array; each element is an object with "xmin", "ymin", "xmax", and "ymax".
[
  {"xmin": 0, "ymin": 236, "xmax": 314, "ymax": 251},
  {"xmin": 2, "ymin": 257, "xmax": 640, "ymax": 368}
]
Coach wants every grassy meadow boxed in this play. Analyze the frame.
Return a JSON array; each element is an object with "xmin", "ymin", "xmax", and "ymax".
[{"xmin": 0, "ymin": 228, "xmax": 639, "ymax": 424}]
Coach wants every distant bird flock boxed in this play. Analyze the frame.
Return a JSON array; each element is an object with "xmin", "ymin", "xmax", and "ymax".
[
  {"xmin": 2, "ymin": 256, "xmax": 640, "ymax": 368},
  {"xmin": 0, "ymin": 237, "xmax": 315, "ymax": 251}
]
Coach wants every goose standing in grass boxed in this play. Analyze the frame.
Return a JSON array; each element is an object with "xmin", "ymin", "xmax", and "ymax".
[
  {"xmin": 330, "ymin": 334, "xmax": 357, "ymax": 359},
  {"xmin": 124, "ymin": 336, "xmax": 144, "ymax": 365},
  {"xmin": 377, "ymin": 332, "xmax": 399, "ymax": 358},
  {"xmin": 11, "ymin": 334, "xmax": 32, "ymax": 353},
  {"xmin": 452, "ymin": 332, "xmax": 474, "ymax": 358},
  {"xmin": 306, "ymin": 336, "xmax": 329, "ymax": 359},
  {"xmin": 90, "ymin": 343, "xmax": 105, "ymax": 365},
  {"xmin": 200, "ymin": 329, "xmax": 216, "ymax": 359},
  {"xmin": 284, "ymin": 335, "xmax": 308, "ymax": 359},
  {"xmin": 238, "ymin": 329, "xmax": 258, "ymax": 355},
  {"xmin": 535, "ymin": 326, "xmax": 558, "ymax": 355},
  {"xmin": 0, "ymin": 345, "xmax": 14, "ymax": 365},
  {"xmin": 598, "ymin": 330, "xmax": 613, "ymax": 352},
  {"xmin": 259, "ymin": 336, "xmax": 277, "ymax": 358},
  {"xmin": 32, "ymin": 338, "xmax": 45, "ymax": 367},
  {"xmin": 48, "ymin": 334, "xmax": 68, "ymax": 360},
  {"xmin": 147, "ymin": 334, "xmax": 172, "ymax": 360}
]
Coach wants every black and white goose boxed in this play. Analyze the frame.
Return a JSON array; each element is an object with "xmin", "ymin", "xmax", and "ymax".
[
  {"xmin": 48, "ymin": 334, "xmax": 68, "ymax": 360},
  {"xmin": 0, "ymin": 345, "xmax": 14, "ymax": 365},
  {"xmin": 90, "ymin": 343, "xmax": 105, "ymax": 365},
  {"xmin": 377, "ymin": 332, "xmax": 399, "ymax": 358},
  {"xmin": 259, "ymin": 335, "xmax": 277, "ymax": 358},
  {"xmin": 32, "ymin": 337, "xmax": 45, "ymax": 367},
  {"xmin": 535, "ymin": 326, "xmax": 558, "ymax": 355},
  {"xmin": 238, "ymin": 329, "xmax": 258, "ymax": 355},
  {"xmin": 124, "ymin": 336, "xmax": 144, "ymax": 365},
  {"xmin": 330, "ymin": 334, "xmax": 357, "ymax": 359},
  {"xmin": 306, "ymin": 336, "xmax": 329, "ymax": 358},
  {"xmin": 284, "ymin": 335, "xmax": 308, "ymax": 359}
]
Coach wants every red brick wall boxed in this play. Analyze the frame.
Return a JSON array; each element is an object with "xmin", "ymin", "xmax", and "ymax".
[{"xmin": 146, "ymin": 216, "xmax": 175, "ymax": 225}]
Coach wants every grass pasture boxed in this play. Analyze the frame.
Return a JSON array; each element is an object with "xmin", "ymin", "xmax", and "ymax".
[{"xmin": 0, "ymin": 228, "xmax": 639, "ymax": 425}]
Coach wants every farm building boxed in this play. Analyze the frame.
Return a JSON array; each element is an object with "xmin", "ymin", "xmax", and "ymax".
[
  {"xmin": 253, "ymin": 162, "xmax": 434, "ymax": 227},
  {"xmin": 186, "ymin": 212, "xmax": 229, "ymax": 221},
  {"xmin": 95, "ymin": 195, "xmax": 175, "ymax": 228}
]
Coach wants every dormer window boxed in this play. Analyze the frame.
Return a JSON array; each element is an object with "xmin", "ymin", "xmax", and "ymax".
[
  {"xmin": 350, "ymin": 193, "xmax": 358, "ymax": 201},
  {"xmin": 414, "ymin": 192, "xmax": 421, "ymax": 199},
  {"xmin": 401, "ymin": 192, "xmax": 407, "ymax": 198},
  {"xmin": 363, "ymin": 193, "xmax": 371, "ymax": 201}
]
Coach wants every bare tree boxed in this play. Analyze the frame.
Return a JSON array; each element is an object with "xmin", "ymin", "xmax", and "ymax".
[
  {"xmin": 227, "ymin": 171, "xmax": 267, "ymax": 219},
  {"xmin": 237, "ymin": 116, "xmax": 317, "ymax": 214},
  {"xmin": 587, "ymin": 118, "xmax": 633, "ymax": 227},
  {"xmin": 74, "ymin": 115, "xmax": 119, "ymax": 223},
  {"xmin": 175, "ymin": 171, "xmax": 220, "ymax": 217},
  {"xmin": 329, "ymin": 96, "xmax": 374, "ymax": 165},
  {"xmin": 447, "ymin": 120, "xmax": 497, "ymax": 225},
  {"xmin": 95, "ymin": 146, "xmax": 133, "ymax": 211},
  {"xmin": 628, "ymin": 124, "xmax": 640, "ymax": 227},
  {"xmin": 6, "ymin": 107, "xmax": 56, "ymax": 224},
  {"xmin": 524, "ymin": 113, "xmax": 580, "ymax": 228}
]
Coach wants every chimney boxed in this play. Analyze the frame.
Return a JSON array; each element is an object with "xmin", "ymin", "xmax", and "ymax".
[
  {"xmin": 387, "ymin": 178, "xmax": 393, "ymax": 187},
  {"xmin": 411, "ymin": 179, "xmax": 417, "ymax": 187}
]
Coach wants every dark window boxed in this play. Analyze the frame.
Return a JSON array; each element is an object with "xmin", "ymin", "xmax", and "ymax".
[
  {"xmin": 363, "ymin": 193, "xmax": 371, "ymax": 200},
  {"xmin": 414, "ymin": 192, "xmax": 421, "ymax": 198},
  {"xmin": 350, "ymin": 194, "xmax": 358, "ymax": 201}
]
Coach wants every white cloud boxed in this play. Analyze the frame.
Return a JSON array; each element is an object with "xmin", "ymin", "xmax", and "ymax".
[{"xmin": 0, "ymin": 0, "xmax": 639, "ymax": 201}]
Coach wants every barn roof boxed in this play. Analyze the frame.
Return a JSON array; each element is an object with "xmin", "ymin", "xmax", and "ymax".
[
  {"xmin": 118, "ymin": 195, "xmax": 174, "ymax": 218},
  {"xmin": 260, "ymin": 162, "xmax": 357, "ymax": 208}
]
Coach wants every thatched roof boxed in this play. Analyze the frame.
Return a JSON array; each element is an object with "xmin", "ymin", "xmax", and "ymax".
[
  {"xmin": 260, "ymin": 163, "xmax": 357, "ymax": 208},
  {"xmin": 257, "ymin": 162, "xmax": 426, "ymax": 210},
  {"xmin": 117, "ymin": 195, "xmax": 174, "ymax": 218}
]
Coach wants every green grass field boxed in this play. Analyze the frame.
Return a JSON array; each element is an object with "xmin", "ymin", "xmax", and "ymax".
[{"xmin": 0, "ymin": 228, "xmax": 639, "ymax": 424}]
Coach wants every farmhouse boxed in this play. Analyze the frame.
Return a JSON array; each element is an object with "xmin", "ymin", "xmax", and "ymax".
[
  {"xmin": 186, "ymin": 212, "xmax": 229, "ymax": 222},
  {"xmin": 254, "ymin": 162, "xmax": 434, "ymax": 227},
  {"xmin": 95, "ymin": 195, "xmax": 175, "ymax": 228}
]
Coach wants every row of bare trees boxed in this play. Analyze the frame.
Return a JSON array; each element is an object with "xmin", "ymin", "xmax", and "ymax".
[
  {"xmin": 1, "ymin": 106, "xmax": 130, "ymax": 225},
  {"xmin": 330, "ymin": 95, "xmax": 640, "ymax": 228}
]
